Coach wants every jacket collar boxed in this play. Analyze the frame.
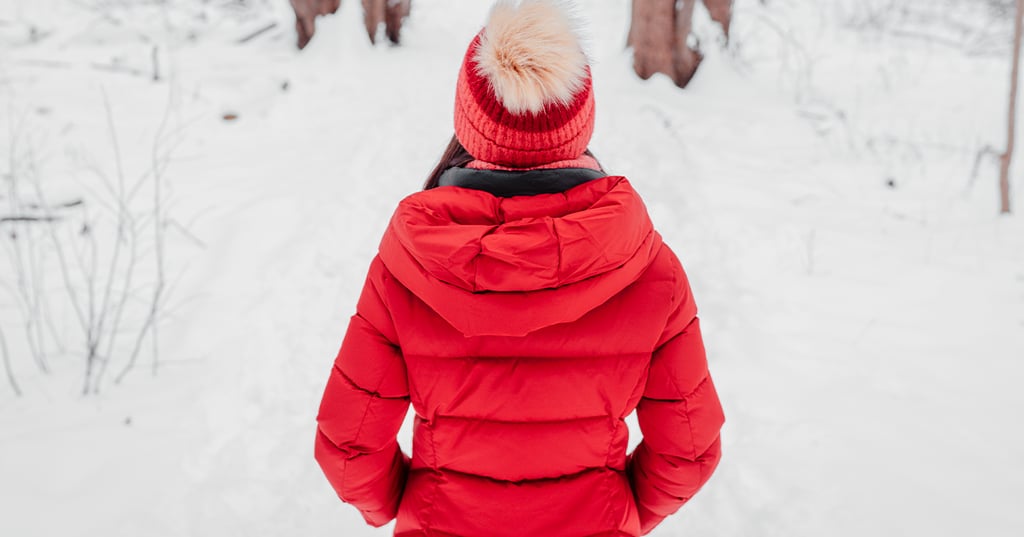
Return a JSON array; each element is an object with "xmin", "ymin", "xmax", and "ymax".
[{"xmin": 437, "ymin": 166, "xmax": 606, "ymax": 197}]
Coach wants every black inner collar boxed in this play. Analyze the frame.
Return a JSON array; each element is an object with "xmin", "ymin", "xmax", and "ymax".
[{"xmin": 437, "ymin": 166, "xmax": 607, "ymax": 197}]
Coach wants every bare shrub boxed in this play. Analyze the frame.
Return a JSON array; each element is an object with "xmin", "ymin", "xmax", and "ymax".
[{"xmin": 2, "ymin": 89, "xmax": 182, "ymax": 395}]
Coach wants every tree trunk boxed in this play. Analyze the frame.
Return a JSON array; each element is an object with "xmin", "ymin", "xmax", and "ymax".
[
  {"xmin": 630, "ymin": 0, "xmax": 679, "ymax": 82},
  {"xmin": 385, "ymin": 0, "xmax": 412, "ymax": 45},
  {"xmin": 629, "ymin": 0, "xmax": 734, "ymax": 88},
  {"xmin": 673, "ymin": 0, "xmax": 702, "ymax": 88},
  {"xmin": 704, "ymin": 0, "xmax": 734, "ymax": 40},
  {"xmin": 290, "ymin": 0, "xmax": 342, "ymax": 50},
  {"xmin": 363, "ymin": 0, "xmax": 409, "ymax": 44},
  {"xmin": 363, "ymin": 0, "xmax": 384, "ymax": 44},
  {"xmin": 1001, "ymin": 0, "xmax": 1024, "ymax": 214}
]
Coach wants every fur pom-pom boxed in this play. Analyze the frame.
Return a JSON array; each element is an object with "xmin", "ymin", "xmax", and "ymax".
[{"xmin": 474, "ymin": 0, "xmax": 588, "ymax": 115}]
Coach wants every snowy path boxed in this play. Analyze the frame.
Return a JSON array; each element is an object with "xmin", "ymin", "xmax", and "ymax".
[{"xmin": 2, "ymin": 1, "xmax": 1023, "ymax": 536}]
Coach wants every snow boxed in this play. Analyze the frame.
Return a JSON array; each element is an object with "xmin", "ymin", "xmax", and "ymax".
[{"xmin": 2, "ymin": 1, "xmax": 1023, "ymax": 536}]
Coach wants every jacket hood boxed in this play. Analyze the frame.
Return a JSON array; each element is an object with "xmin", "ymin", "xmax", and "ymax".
[{"xmin": 378, "ymin": 176, "xmax": 662, "ymax": 337}]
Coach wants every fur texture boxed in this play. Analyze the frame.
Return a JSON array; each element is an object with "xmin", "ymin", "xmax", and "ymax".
[{"xmin": 474, "ymin": 0, "xmax": 588, "ymax": 115}]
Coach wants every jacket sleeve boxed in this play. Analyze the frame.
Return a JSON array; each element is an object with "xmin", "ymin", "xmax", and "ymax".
[
  {"xmin": 627, "ymin": 263, "xmax": 725, "ymax": 535},
  {"xmin": 315, "ymin": 257, "xmax": 411, "ymax": 527}
]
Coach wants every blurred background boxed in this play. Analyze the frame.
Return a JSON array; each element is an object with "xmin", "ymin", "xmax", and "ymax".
[{"xmin": 1, "ymin": 1, "xmax": 1022, "ymax": 536}]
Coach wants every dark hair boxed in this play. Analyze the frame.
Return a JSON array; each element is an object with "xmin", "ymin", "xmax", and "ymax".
[
  {"xmin": 424, "ymin": 135, "xmax": 475, "ymax": 190},
  {"xmin": 423, "ymin": 135, "xmax": 605, "ymax": 191}
]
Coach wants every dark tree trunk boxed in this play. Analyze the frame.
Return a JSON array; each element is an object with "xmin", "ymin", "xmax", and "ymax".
[
  {"xmin": 672, "ymin": 0, "xmax": 702, "ymax": 88},
  {"xmin": 386, "ymin": 0, "xmax": 412, "ymax": 45},
  {"xmin": 630, "ymin": 0, "xmax": 678, "ymax": 81},
  {"xmin": 290, "ymin": 0, "xmax": 342, "ymax": 50},
  {"xmin": 704, "ymin": 0, "xmax": 733, "ymax": 40},
  {"xmin": 362, "ymin": 0, "xmax": 383, "ymax": 44},
  {"xmin": 629, "ymin": 0, "xmax": 733, "ymax": 88},
  {"xmin": 364, "ymin": 0, "xmax": 411, "ymax": 45},
  {"xmin": 291, "ymin": 0, "xmax": 410, "ymax": 49}
]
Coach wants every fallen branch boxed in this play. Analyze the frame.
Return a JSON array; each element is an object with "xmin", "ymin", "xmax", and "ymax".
[{"xmin": 0, "ymin": 215, "xmax": 62, "ymax": 224}]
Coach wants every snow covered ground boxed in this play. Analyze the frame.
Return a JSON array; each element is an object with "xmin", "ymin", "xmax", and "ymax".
[{"xmin": 1, "ymin": 1, "xmax": 1023, "ymax": 536}]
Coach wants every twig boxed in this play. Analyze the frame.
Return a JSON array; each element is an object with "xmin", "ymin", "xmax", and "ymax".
[
  {"xmin": 152, "ymin": 45, "xmax": 160, "ymax": 82},
  {"xmin": 116, "ymin": 76, "xmax": 174, "ymax": 384},
  {"xmin": 166, "ymin": 217, "xmax": 207, "ymax": 248},
  {"xmin": 969, "ymin": 145, "xmax": 1001, "ymax": 188},
  {"xmin": 238, "ymin": 22, "xmax": 278, "ymax": 44},
  {"xmin": 22, "ymin": 199, "xmax": 85, "ymax": 210},
  {"xmin": 90, "ymin": 62, "xmax": 147, "ymax": 78},
  {"xmin": 6, "ymin": 115, "xmax": 50, "ymax": 374},
  {"xmin": 30, "ymin": 153, "xmax": 90, "ymax": 337},
  {"xmin": 27, "ymin": 221, "xmax": 49, "ymax": 364},
  {"xmin": 37, "ymin": 253, "xmax": 68, "ymax": 356},
  {"xmin": 87, "ymin": 90, "xmax": 130, "ymax": 394},
  {"xmin": 82, "ymin": 211, "xmax": 99, "ymax": 396},
  {"xmin": 0, "ymin": 324, "xmax": 21, "ymax": 397},
  {"xmin": 888, "ymin": 28, "xmax": 967, "ymax": 50},
  {"xmin": 94, "ymin": 219, "xmax": 137, "ymax": 392},
  {"xmin": 14, "ymin": 59, "xmax": 75, "ymax": 69}
]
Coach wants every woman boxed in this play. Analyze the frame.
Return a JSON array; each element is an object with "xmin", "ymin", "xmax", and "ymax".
[{"xmin": 314, "ymin": 1, "xmax": 725, "ymax": 535}]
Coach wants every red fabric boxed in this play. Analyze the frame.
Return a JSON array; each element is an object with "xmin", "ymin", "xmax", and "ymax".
[
  {"xmin": 453, "ymin": 33, "xmax": 596, "ymax": 168},
  {"xmin": 315, "ymin": 176, "xmax": 724, "ymax": 536}
]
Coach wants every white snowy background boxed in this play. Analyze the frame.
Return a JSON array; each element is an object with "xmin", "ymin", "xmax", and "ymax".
[{"xmin": 1, "ymin": 0, "xmax": 1023, "ymax": 536}]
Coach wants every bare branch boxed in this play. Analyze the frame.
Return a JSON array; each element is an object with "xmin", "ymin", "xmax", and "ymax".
[
  {"xmin": 29, "ymin": 155, "xmax": 89, "ymax": 336},
  {"xmin": 116, "ymin": 78, "xmax": 175, "ymax": 384},
  {"xmin": 970, "ymin": 145, "xmax": 1001, "ymax": 187},
  {"xmin": 1000, "ymin": 0, "xmax": 1023, "ymax": 214},
  {"xmin": 0, "ymin": 324, "xmax": 21, "ymax": 397},
  {"xmin": 87, "ymin": 90, "xmax": 131, "ymax": 394},
  {"xmin": 7, "ymin": 120, "xmax": 50, "ymax": 374}
]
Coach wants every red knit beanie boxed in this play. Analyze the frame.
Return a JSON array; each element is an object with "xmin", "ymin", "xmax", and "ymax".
[{"xmin": 454, "ymin": 0, "xmax": 596, "ymax": 169}]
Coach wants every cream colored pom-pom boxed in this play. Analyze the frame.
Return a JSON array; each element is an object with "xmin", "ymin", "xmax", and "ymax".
[{"xmin": 474, "ymin": 0, "xmax": 588, "ymax": 115}]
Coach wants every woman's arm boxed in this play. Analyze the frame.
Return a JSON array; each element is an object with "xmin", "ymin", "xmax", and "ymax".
[
  {"xmin": 315, "ymin": 257, "xmax": 411, "ymax": 527},
  {"xmin": 627, "ymin": 261, "xmax": 725, "ymax": 535}
]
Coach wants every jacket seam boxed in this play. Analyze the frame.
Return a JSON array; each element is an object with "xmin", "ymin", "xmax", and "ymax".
[
  {"xmin": 334, "ymin": 363, "xmax": 410, "ymax": 400},
  {"xmin": 370, "ymin": 262, "xmax": 403, "ymax": 348},
  {"xmin": 433, "ymin": 465, "xmax": 615, "ymax": 485},
  {"xmin": 423, "ymin": 421, "xmax": 442, "ymax": 534},
  {"xmin": 640, "ymin": 373, "xmax": 709, "ymax": 403},
  {"xmin": 404, "ymin": 352, "xmax": 649, "ymax": 361},
  {"xmin": 681, "ymin": 395, "xmax": 697, "ymax": 461},
  {"xmin": 433, "ymin": 413, "xmax": 612, "ymax": 425}
]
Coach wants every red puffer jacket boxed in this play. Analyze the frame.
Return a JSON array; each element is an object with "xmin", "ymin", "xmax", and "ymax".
[{"xmin": 315, "ymin": 176, "xmax": 724, "ymax": 536}]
